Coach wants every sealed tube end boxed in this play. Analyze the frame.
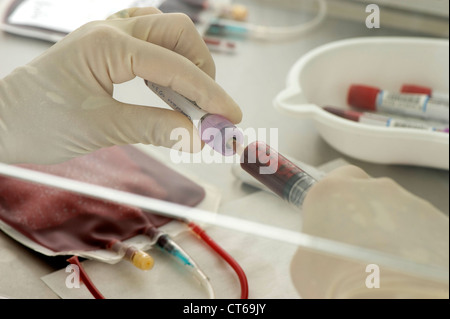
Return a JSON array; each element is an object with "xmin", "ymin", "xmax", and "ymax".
[
  {"xmin": 131, "ymin": 251, "xmax": 154, "ymax": 271},
  {"xmin": 200, "ymin": 114, "xmax": 244, "ymax": 156},
  {"xmin": 108, "ymin": 240, "xmax": 155, "ymax": 271},
  {"xmin": 348, "ymin": 84, "xmax": 379, "ymax": 111}
]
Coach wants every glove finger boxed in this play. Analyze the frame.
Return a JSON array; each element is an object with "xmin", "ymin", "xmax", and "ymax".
[
  {"xmin": 98, "ymin": 101, "xmax": 204, "ymax": 153},
  {"xmin": 108, "ymin": 12, "xmax": 216, "ymax": 79},
  {"xmin": 324, "ymin": 165, "xmax": 372, "ymax": 180},
  {"xmin": 107, "ymin": 7, "xmax": 163, "ymax": 19},
  {"xmin": 102, "ymin": 33, "xmax": 241, "ymax": 123}
]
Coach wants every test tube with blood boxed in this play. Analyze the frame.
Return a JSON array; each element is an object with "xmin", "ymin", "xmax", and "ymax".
[
  {"xmin": 239, "ymin": 141, "xmax": 317, "ymax": 208},
  {"xmin": 145, "ymin": 81, "xmax": 314, "ymax": 206}
]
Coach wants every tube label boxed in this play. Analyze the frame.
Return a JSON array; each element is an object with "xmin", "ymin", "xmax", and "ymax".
[
  {"xmin": 378, "ymin": 92, "xmax": 428, "ymax": 114},
  {"xmin": 378, "ymin": 92, "xmax": 448, "ymax": 122},
  {"xmin": 387, "ymin": 118, "xmax": 434, "ymax": 130}
]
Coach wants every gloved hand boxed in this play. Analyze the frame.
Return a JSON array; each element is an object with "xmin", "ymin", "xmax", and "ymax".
[
  {"xmin": 0, "ymin": 7, "xmax": 242, "ymax": 164},
  {"xmin": 290, "ymin": 165, "xmax": 449, "ymax": 298}
]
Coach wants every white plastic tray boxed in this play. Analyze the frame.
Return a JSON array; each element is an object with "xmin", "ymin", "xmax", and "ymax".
[{"xmin": 274, "ymin": 37, "xmax": 449, "ymax": 170}]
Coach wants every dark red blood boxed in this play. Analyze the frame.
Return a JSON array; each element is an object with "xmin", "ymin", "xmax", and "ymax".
[{"xmin": 240, "ymin": 141, "xmax": 306, "ymax": 199}]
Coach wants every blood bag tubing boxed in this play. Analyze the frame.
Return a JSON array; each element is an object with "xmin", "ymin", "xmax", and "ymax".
[
  {"xmin": 145, "ymin": 226, "xmax": 216, "ymax": 299},
  {"xmin": 67, "ymin": 256, "xmax": 105, "ymax": 299},
  {"xmin": 188, "ymin": 221, "xmax": 249, "ymax": 299}
]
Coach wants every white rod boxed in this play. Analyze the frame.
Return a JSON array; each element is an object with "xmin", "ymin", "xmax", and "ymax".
[{"xmin": 0, "ymin": 162, "xmax": 447, "ymax": 283}]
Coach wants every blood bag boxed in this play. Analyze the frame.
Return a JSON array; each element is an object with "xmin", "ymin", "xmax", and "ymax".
[{"xmin": 0, "ymin": 145, "xmax": 205, "ymax": 263}]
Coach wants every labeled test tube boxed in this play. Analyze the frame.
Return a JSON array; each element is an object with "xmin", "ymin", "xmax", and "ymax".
[
  {"xmin": 203, "ymin": 36, "xmax": 236, "ymax": 54},
  {"xmin": 240, "ymin": 141, "xmax": 317, "ymax": 208},
  {"xmin": 323, "ymin": 106, "xmax": 449, "ymax": 133},
  {"xmin": 348, "ymin": 84, "xmax": 449, "ymax": 123},
  {"xmin": 401, "ymin": 84, "xmax": 449, "ymax": 105},
  {"xmin": 146, "ymin": 81, "xmax": 243, "ymax": 156}
]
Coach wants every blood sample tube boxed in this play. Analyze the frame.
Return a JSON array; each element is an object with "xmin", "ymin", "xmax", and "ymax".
[
  {"xmin": 240, "ymin": 141, "xmax": 317, "ymax": 208},
  {"xmin": 348, "ymin": 84, "xmax": 449, "ymax": 123},
  {"xmin": 323, "ymin": 106, "xmax": 449, "ymax": 133},
  {"xmin": 401, "ymin": 84, "xmax": 449, "ymax": 105}
]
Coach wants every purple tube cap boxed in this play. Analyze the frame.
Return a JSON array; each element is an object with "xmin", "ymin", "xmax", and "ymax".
[{"xmin": 200, "ymin": 114, "xmax": 244, "ymax": 156}]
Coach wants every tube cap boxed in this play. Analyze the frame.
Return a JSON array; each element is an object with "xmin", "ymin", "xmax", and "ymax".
[
  {"xmin": 401, "ymin": 84, "xmax": 432, "ymax": 96},
  {"xmin": 347, "ymin": 84, "xmax": 380, "ymax": 111},
  {"xmin": 132, "ymin": 251, "xmax": 154, "ymax": 271},
  {"xmin": 200, "ymin": 114, "xmax": 244, "ymax": 156}
]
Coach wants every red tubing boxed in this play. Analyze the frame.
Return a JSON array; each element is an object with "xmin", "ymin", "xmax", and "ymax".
[
  {"xmin": 187, "ymin": 221, "xmax": 249, "ymax": 299},
  {"xmin": 67, "ymin": 223, "xmax": 249, "ymax": 299},
  {"xmin": 67, "ymin": 256, "xmax": 105, "ymax": 299}
]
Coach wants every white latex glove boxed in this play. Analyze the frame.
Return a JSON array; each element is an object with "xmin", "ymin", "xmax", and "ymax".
[
  {"xmin": 290, "ymin": 165, "xmax": 449, "ymax": 299},
  {"xmin": 0, "ymin": 7, "xmax": 242, "ymax": 164}
]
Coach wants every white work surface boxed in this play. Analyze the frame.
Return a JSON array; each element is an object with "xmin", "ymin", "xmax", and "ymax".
[{"xmin": 0, "ymin": 0, "xmax": 448, "ymax": 299}]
